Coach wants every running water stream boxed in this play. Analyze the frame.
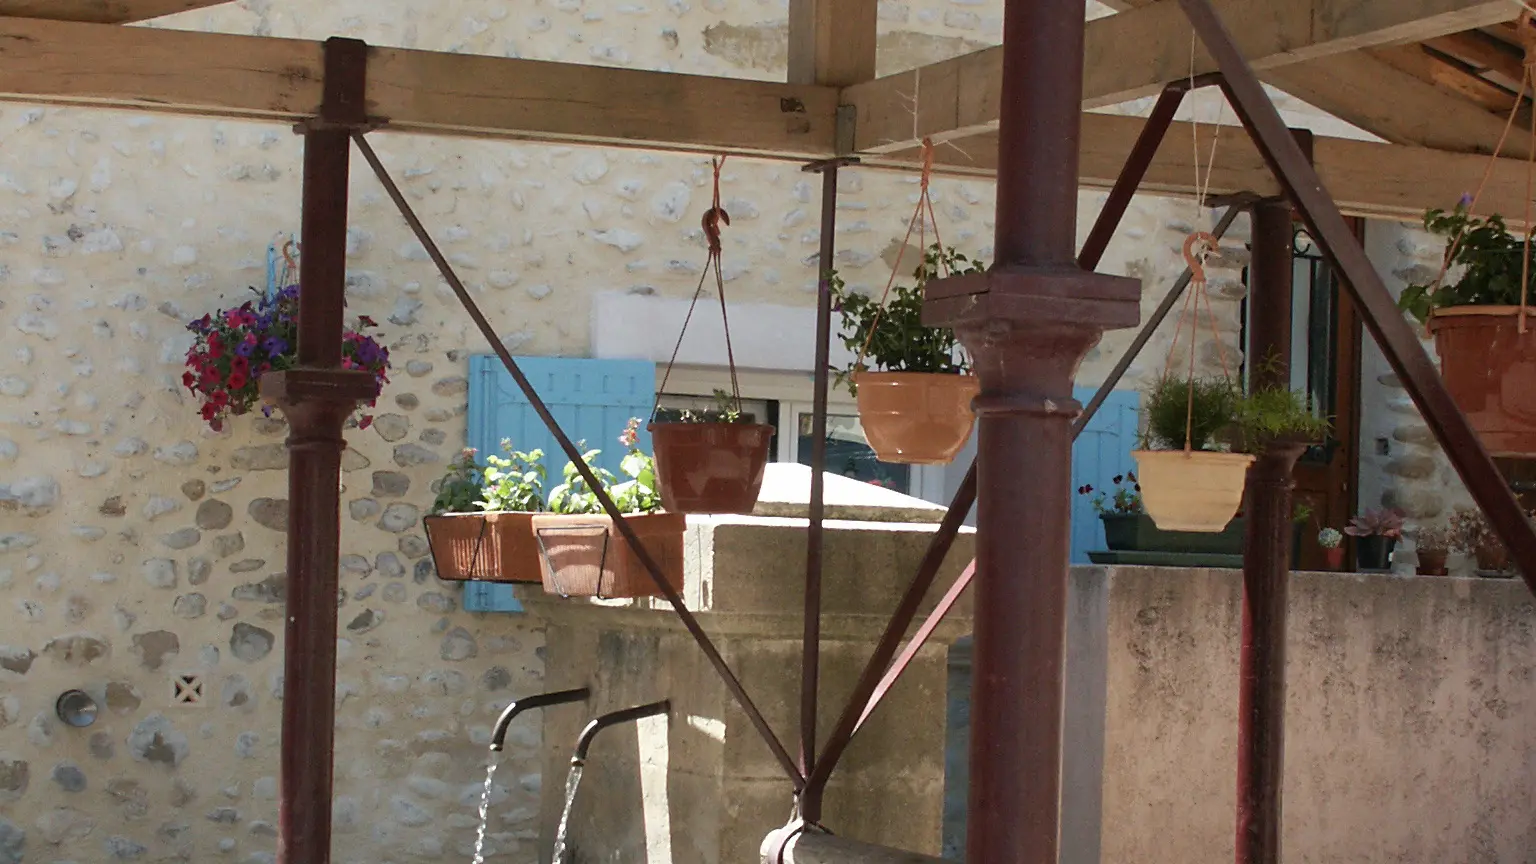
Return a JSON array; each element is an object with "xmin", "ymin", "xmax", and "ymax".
[
  {"xmin": 549, "ymin": 764, "xmax": 586, "ymax": 864},
  {"xmin": 470, "ymin": 761, "xmax": 498, "ymax": 864}
]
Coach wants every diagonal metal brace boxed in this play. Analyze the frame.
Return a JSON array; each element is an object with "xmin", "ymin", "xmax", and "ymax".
[{"xmin": 352, "ymin": 133, "xmax": 805, "ymax": 790}]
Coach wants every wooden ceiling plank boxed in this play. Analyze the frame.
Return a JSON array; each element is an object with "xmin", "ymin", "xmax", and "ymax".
[
  {"xmin": 845, "ymin": 0, "xmax": 1516, "ymax": 153},
  {"xmin": 1370, "ymin": 43, "xmax": 1518, "ymax": 112},
  {"xmin": 868, "ymin": 113, "xmax": 1535, "ymax": 224},
  {"xmin": 0, "ymin": 16, "xmax": 840, "ymax": 159},
  {"xmin": 0, "ymin": 0, "xmax": 234, "ymax": 24}
]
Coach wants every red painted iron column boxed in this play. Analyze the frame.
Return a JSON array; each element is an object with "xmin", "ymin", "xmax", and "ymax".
[
  {"xmin": 261, "ymin": 38, "xmax": 380, "ymax": 864},
  {"xmin": 922, "ymin": 0, "xmax": 1140, "ymax": 859},
  {"xmin": 1235, "ymin": 197, "xmax": 1300, "ymax": 864}
]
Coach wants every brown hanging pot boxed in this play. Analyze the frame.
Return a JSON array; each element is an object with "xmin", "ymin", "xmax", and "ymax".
[
  {"xmin": 649, "ymin": 421, "xmax": 774, "ymax": 514},
  {"xmin": 1427, "ymin": 306, "xmax": 1536, "ymax": 457},
  {"xmin": 855, "ymin": 371, "xmax": 979, "ymax": 465},
  {"xmin": 532, "ymin": 513, "xmax": 687, "ymax": 599},
  {"xmin": 424, "ymin": 512, "xmax": 543, "ymax": 583}
]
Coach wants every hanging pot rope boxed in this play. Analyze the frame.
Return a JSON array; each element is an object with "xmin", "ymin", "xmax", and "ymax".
[
  {"xmin": 852, "ymin": 138, "xmax": 955, "ymax": 376},
  {"xmin": 653, "ymin": 156, "xmax": 746, "ymax": 419},
  {"xmin": 1425, "ymin": 10, "xmax": 1536, "ymax": 334},
  {"xmin": 1162, "ymin": 38, "xmax": 1236, "ymax": 455}
]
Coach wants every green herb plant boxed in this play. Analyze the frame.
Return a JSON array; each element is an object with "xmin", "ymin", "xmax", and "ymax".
[
  {"xmin": 1141, "ymin": 375, "xmax": 1241, "ymax": 451},
  {"xmin": 1398, "ymin": 202, "xmax": 1535, "ymax": 325},
  {"xmin": 828, "ymin": 243, "xmax": 985, "ymax": 396},
  {"xmin": 547, "ymin": 419, "xmax": 662, "ymax": 516},
  {"xmin": 1236, "ymin": 386, "xmax": 1331, "ymax": 450},
  {"xmin": 478, "ymin": 441, "xmax": 547, "ymax": 513},
  {"xmin": 430, "ymin": 448, "xmax": 484, "ymax": 516},
  {"xmin": 654, "ymin": 389, "xmax": 745, "ymax": 424}
]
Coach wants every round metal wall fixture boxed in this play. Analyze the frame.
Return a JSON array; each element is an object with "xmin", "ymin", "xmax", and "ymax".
[{"xmin": 55, "ymin": 690, "xmax": 98, "ymax": 728}]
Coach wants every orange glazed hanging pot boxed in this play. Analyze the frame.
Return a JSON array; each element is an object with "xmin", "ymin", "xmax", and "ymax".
[
  {"xmin": 1428, "ymin": 306, "xmax": 1536, "ymax": 458},
  {"xmin": 648, "ymin": 421, "xmax": 774, "ymax": 514},
  {"xmin": 854, "ymin": 371, "xmax": 979, "ymax": 465}
]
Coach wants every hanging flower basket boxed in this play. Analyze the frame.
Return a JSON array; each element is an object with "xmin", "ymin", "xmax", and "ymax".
[
  {"xmin": 533, "ymin": 513, "xmax": 686, "ymax": 599},
  {"xmin": 854, "ymin": 371, "xmax": 979, "ymax": 465},
  {"xmin": 1426, "ymin": 307, "xmax": 1536, "ymax": 457},
  {"xmin": 1132, "ymin": 450, "xmax": 1255, "ymax": 533},
  {"xmin": 424, "ymin": 512, "xmax": 542, "ymax": 583},
  {"xmin": 649, "ymin": 399, "xmax": 773, "ymax": 514}
]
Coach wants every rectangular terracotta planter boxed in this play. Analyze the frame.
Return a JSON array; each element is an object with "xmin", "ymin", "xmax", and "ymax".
[
  {"xmin": 531, "ymin": 512, "xmax": 686, "ymax": 599},
  {"xmin": 423, "ymin": 512, "xmax": 542, "ymax": 584}
]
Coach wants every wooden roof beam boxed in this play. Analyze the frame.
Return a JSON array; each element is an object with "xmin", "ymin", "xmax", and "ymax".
[
  {"xmin": 862, "ymin": 112, "xmax": 1532, "ymax": 224},
  {"xmin": 788, "ymin": 0, "xmax": 877, "ymax": 87},
  {"xmin": 0, "ymin": 16, "xmax": 840, "ymax": 159},
  {"xmin": 0, "ymin": 0, "xmax": 234, "ymax": 23},
  {"xmin": 843, "ymin": 0, "xmax": 1516, "ymax": 154}
]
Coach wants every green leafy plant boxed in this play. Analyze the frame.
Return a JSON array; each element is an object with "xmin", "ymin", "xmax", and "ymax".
[
  {"xmin": 546, "ymin": 419, "xmax": 663, "ymax": 516},
  {"xmin": 430, "ymin": 448, "xmax": 484, "ymax": 516},
  {"xmin": 1399, "ymin": 202, "xmax": 1535, "ymax": 325},
  {"xmin": 828, "ymin": 243, "xmax": 984, "ymax": 396},
  {"xmin": 653, "ymin": 389, "xmax": 745, "ymax": 424},
  {"xmin": 478, "ymin": 441, "xmax": 547, "ymax": 513},
  {"xmin": 1236, "ymin": 385, "xmax": 1331, "ymax": 450},
  {"xmin": 1292, "ymin": 502, "xmax": 1314, "ymax": 525},
  {"xmin": 1141, "ymin": 375, "xmax": 1241, "ymax": 452}
]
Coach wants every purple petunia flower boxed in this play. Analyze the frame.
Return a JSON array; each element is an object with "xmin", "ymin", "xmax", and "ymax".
[
  {"xmin": 263, "ymin": 337, "xmax": 288, "ymax": 356},
  {"xmin": 235, "ymin": 341, "xmax": 256, "ymax": 358}
]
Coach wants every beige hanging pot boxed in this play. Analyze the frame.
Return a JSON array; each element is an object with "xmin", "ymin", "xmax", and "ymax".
[{"xmin": 1132, "ymin": 450, "xmax": 1254, "ymax": 533}]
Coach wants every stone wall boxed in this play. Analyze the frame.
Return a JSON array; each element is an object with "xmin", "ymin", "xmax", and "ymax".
[
  {"xmin": 0, "ymin": 0, "xmax": 1396, "ymax": 861},
  {"xmin": 945, "ymin": 567, "xmax": 1536, "ymax": 862}
]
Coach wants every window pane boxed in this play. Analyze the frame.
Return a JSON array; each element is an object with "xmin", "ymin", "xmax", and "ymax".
[{"xmin": 797, "ymin": 412, "xmax": 912, "ymax": 494}]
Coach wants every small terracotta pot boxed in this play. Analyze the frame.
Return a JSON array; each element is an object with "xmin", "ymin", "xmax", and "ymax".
[
  {"xmin": 1132, "ymin": 450, "xmax": 1255, "ymax": 533},
  {"xmin": 1428, "ymin": 306, "xmax": 1536, "ymax": 457},
  {"xmin": 649, "ymin": 421, "xmax": 773, "ymax": 514},
  {"xmin": 1322, "ymin": 546, "xmax": 1345, "ymax": 571},
  {"xmin": 1476, "ymin": 542, "xmax": 1510, "ymax": 573},
  {"xmin": 854, "ymin": 371, "xmax": 979, "ymax": 465},
  {"xmin": 532, "ymin": 512, "xmax": 686, "ymax": 599},
  {"xmin": 1417, "ymin": 548, "xmax": 1450, "ymax": 576},
  {"xmin": 424, "ymin": 512, "xmax": 542, "ymax": 583}
]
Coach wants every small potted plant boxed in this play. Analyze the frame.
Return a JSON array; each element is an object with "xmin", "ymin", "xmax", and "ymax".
[
  {"xmin": 1398, "ymin": 202, "xmax": 1536, "ymax": 457},
  {"xmin": 532, "ymin": 419, "xmax": 686, "ymax": 599},
  {"xmin": 1414, "ymin": 522, "xmax": 1452, "ymax": 576},
  {"xmin": 1318, "ymin": 528, "xmax": 1345, "ymax": 570},
  {"xmin": 425, "ymin": 442, "xmax": 547, "ymax": 583},
  {"xmin": 183, "ymin": 285, "xmax": 390, "ymax": 433},
  {"xmin": 830, "ymin": 244, "xmax": 982, "ymax": 465},
  {"xmin": 648, "ymin": 389, "xmax": 773, "ymax": 515},
  {"xmin": 1450, "ymin": 506, "xmax": 1513, "ymax": 575},
  {"xmin": 1132, "ymin": 375, "xmax": 1251, "ymax": 533},
  {"xmin": 1344, "ymin": 507, "xmax": 1405, "ymax": 571}
]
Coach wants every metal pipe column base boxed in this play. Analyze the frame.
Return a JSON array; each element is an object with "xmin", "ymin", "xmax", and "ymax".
[
  {"xmin": 923, "ymin": 264, "xmax": 1140, "ymax": 863},
  {"xmin": 1236, "ymin": 442, "xmax": 1305, "ymax": 864}
]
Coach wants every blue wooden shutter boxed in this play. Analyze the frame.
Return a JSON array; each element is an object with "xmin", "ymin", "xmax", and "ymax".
[
  {"xmin": 461, "ymin": 355, "xmax": 657, "ymax": 612},
  {"xmin": 1070, "ymin": 387, "xmax": 1140, "ymax": 564}
]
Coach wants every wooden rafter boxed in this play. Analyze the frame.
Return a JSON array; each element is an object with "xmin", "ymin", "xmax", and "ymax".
[
  {"xmin": 0, "ymin": 12, "xmax": 1528, "ymax": 219},
  {"xmin": 787, "ymin": 0, "xmax": 877, "ymax": 87},
  {"xmin": 0, "ymin": 16, "xmax": 839, "ymax": 159},
  {"xmin": 0, "ymin": 0, "xmax": 233, "ymax": 23},
  {"xmin": 865, "ymin": 112, "xmax": 1536, "ymax": 224},
  {"xmin": 843, "ymin": 0, "xmax": 1516, "ymax": 154}
]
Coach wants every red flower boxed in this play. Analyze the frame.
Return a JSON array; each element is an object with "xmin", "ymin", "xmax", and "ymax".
[
  {"xmin": 182, "ymin": 371, "xmax": 196, "ymax": 388},
  {"xmin": 201, "ymin": 403, "xmax": 218, "ymax": 420},
  {"xmin": 231, "ymin": 356, "xmax": 250, "ymax": 375},
  {"xmin": 227, "ymin": 372, "xmax": 248, "ymax": 390},
  {"xmin": 209, "ymin": 417, "xmax": 224, "ymax": 433},
  {"xmin": 358, "ymin": 415, "xmax": 374, "ymax": 430},
  {"xmin": 211, "ymin": 390, "xmax": 229, "ymax": 407}
]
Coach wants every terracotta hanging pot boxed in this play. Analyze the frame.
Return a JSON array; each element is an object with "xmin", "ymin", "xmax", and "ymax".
[
  {"xmin": 1428, "ymin": 306, "xmax": 1536, "ymax": 457},
  {"xmin": 854, "ymin": 371, "xmax": 979, "ymax": 465},
  {"xmin": 424, "ymin": 512, "xmax": 542, "ymax": 583},
  {"xmin": 648, "ymin": 422, "xmax": 774, "ymax": 514},
  {"xmin": 1131, "ymin": 450, "xmax": 1255, "ymax": 533},
  {"xmin": 532, "ymin": 512, "xmax": 686, "ymax": 599}
]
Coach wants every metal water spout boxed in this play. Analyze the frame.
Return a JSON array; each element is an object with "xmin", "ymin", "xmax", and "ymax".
[
  {"xmin": 571, "ymin": 700, "xmax": 670, "ymax": 766},
  {"xmin": 489, "ymin": 687, "xmax": 591, "ymax": 752}
]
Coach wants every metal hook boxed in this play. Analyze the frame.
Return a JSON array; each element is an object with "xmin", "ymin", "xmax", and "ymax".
[{"xmin": 1182, "ymin": 231, "xmax": 1220, "ymax": 283}]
